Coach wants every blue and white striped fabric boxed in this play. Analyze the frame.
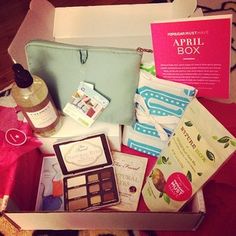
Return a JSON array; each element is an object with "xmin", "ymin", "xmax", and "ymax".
[{"xmin": 123, "ymin": 68, "xmax": 197, "ymax": 158}]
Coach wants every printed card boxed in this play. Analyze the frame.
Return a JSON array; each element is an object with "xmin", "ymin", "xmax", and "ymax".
[
  {"xmin": 63, "ymin": 82, "xmax": 109, "ymax": 127},
  {"xmin": 151, "ymin": 15, "xmax": 232, "ymax": 98},
  {"xmin": 35, "ymin": 156, "xmax": 64, "ymax": 211},
  {"xmin": 111, "ymin": 152, "xmax": 148, "ymax": 211}
]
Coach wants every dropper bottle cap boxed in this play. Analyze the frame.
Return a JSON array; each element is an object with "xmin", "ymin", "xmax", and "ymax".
[{"xmin": 12, "ymin": 63, "xmax": 33, "ymax": 88}]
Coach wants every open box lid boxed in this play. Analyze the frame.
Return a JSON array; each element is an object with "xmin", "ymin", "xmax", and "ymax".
[{"xmin": 8, "ymin": 0, "xmax": 197, "ymax": 68}]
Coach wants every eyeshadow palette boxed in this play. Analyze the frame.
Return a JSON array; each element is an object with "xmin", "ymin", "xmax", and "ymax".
[
  {"xmin": 64, "ymin": 167, "xmax": 119, "ymax": 211},
  {"xmin": 53, "ymin": 133, "xmax": 120, "ymax": 211}
]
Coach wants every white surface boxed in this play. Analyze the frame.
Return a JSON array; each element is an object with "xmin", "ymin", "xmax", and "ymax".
[{"xmin": 36, "ymin": 115, "xmax": 121, "ymax": 154}]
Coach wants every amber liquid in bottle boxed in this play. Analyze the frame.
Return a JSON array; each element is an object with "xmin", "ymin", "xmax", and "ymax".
[{"xmin": 11, "ymin": 64, "xmax": 61, "ymax": 137}]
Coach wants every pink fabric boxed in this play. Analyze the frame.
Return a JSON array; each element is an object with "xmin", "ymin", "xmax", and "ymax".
[
  {"xmin": 199, "ymin": 98, "xmax": 236, "ymax": 136},
  {"xmin": 10, "ymin": 149, "xmax": 44, "ymax": 210},
  {"xmin": 198, "ymin": 98, "xmax": 236, "ymax": 187},
  {"xmin": 0, "ymin": 106, "xmax": 42, "ymax": 198}
]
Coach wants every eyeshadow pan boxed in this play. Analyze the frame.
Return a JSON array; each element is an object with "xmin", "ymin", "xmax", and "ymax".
[
  {"xmin": 67, "ymin": 175, "xmax": 86, "ymax": 188},
  {"xmin": 68, "ymin": 186, "xmax": 87, "ymax": 199},
  {"xmin": 103, "ymin": 192, "xmax": 115, "ymax": 202},
  {"xmin": 102, "ymin": 181, "xmax": 112, "ymax": 191},
  {"xmin": 90, "ymin": 195, "xmax": 101, "ymax": 205},
  {"xmin": 87, "ymin": 174, "xmax": 99, "ymax": 183},
  {"xmin": 68, "ymin": 197, "xmax": 88, "ymax": 211},
  {"xmin": 101, "ymin": 170, "xmax": 111, "ymax": 180},
  {"xmin": 89, "ymin": 184, "xmax": 100, "ymax": 193}
]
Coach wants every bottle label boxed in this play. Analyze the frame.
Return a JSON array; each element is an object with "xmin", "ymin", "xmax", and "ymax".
[{"xmin": 26, "ymin": 101, "xmax": 58, "ymax": 128}]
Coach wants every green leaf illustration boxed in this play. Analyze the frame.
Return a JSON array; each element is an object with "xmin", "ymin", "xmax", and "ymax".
[
  {"xmin": 214, "ymin": 135, "xmax": 236, "ymax": 148},
  {"xmin": 224, "ymin": 143, "xmax": 230, "ymax": 148},
  {"xmin": 206, "ymin": 150, "xmax": 215, "ymax": 161},
  {"xmin": 157, "ymin": 158, "xmax": 162, "ymax": 165},
  {"xmin": 163, "ymin": 194, "xmax": 170, "ymax": 204},
  {"xmin": 159, "ymin": 192, "xmax": 163, "ymax": 198},
  {"xmin": 185, "ymin": 121, "xmax": 193, "ymax": 127},
  {"xmin": 186, "ymin": 171, "xmax": 192, "ymax": 182},
  {"xmin": 161, "ymin": 156, "xmax": 169, "ymax": 164},
  {"xmin": 197, "ymin": 172, "xmax": 203, "ymax": 176},
  {"xmin": 217, "ymin": 136, "xmax": 230, "ymax": 143},
  {"xmin": 197, "ymin": 134, "xmax": 201, "ymax": 141},
  {"xmin": 230, "ymin": 140, "xmax": 236, "ymax": 147}
]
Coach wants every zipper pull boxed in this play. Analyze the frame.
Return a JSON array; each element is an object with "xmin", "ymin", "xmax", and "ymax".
[{"xmin": 79, "ymin": 49, "xmax": 88, "ymax": 64}]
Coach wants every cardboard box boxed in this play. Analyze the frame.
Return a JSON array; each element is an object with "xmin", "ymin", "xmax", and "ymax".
[
  {"xmin": 5, "ymin": 0, "xmax": 206, "ymax": 231},
  {"xmin": 4, "ymin": 195, "xmax": 205, "ymax": 231},
  {"xmin": 36, "ymin": 116, "xmax": 122, "ymax": 154}
]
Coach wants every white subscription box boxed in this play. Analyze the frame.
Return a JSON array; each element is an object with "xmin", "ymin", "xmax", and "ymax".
[{"xmin": 6, "ymin": 0, "xmax": 206, "ymax": 231}]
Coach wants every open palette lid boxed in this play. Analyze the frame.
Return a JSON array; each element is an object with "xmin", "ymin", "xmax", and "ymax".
[{"xmin": 53, "ymin": 133, "xmax": 113, "ymax": 175}]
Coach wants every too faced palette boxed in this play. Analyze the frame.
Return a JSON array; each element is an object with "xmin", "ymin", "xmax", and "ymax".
[{"xmin": 53, "ymin": 133, "xmax": 120, "ymax": 211}]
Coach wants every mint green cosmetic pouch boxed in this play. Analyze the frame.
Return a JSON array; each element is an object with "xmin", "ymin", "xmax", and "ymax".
[{"xmin": 25, "ymin": 40, "xmax": 142, "ymax": 125}]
